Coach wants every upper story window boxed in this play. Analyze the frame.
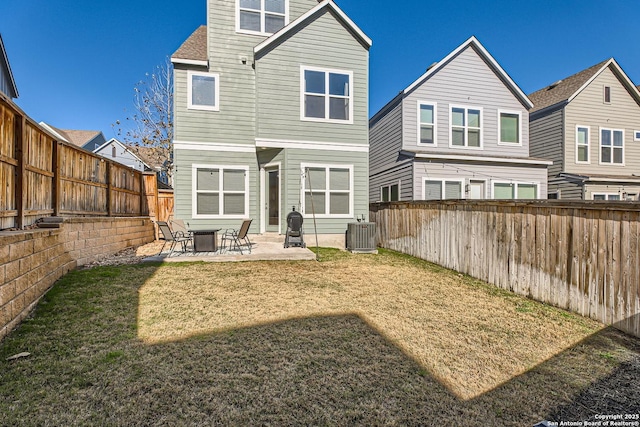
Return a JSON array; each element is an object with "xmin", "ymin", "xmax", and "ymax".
[
  {"xmin": 188, "ymin": 71, "xmax": 219, "ymax": 111},
  {"xmin": 634, "ymin": 130, "xmax": 640, "ymax": 142},
  {"xmin": 498, "ymin": 110, "xmax": 521, "ymax": 145},
  {"xmin": 603, "ymin": 86, "xmax": 611, "ymax": 104},
  {"xmin": 576, "ymin": 126, "xmax": 590, "ymax": 164},
  {"xmin": 450, "ymin": 106, "xmax": 482, "ymax": 148},
  {"xmin": 301, "ymin": 66, "xmax": 353, "ymax": 124},
  {"xmin": 112, "ymin": 146, "xmax": 117, "ymax": 158},
  {"xmin": 238, "ymin": 0, "xmax": 287, "ymax": 35},
  {"xmin": 600, "ymin": 128, "xmax": 624, "ymax": 165},
  {"xmin": 418, "ymin": 102, "xmax": 437, "ymax": 145}
]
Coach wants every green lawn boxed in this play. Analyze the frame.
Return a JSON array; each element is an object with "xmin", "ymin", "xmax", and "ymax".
[{"xmin": 1, "ymin": 249, "xmax": 638, "ymax": 426}]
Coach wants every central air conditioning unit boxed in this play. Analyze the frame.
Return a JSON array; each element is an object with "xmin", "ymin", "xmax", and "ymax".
[{"xmin": 346, "ymin": 222, "xmax": 377, "ymax": 254}]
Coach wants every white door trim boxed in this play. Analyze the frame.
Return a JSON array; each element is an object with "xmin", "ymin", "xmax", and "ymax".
[{"xmin": 260, "ymin": 162, "xmax": 282, "ymax": 234}]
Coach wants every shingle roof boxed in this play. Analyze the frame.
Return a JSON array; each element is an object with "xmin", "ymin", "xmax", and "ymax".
[
  {"xmin": 528, "ymin": 60, "xmax": 610, "ymax": 113},
  {"xmin": 56, "ymin": 128, "xmax": 102, "ymax": 148},
  {"xmin": 127, "ymin": 145, "xmax": 167, "ymax": 170},
  {"xmin": 172, "ymin": 26, "xmax": 207, "ymax": 62}
]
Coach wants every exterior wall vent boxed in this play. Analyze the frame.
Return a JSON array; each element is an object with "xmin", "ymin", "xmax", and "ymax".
[{"xmin": 346, "ymin": 222, "xmax": 377, "ymax": 254}]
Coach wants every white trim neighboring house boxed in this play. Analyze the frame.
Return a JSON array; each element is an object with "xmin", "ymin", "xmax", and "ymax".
[
  {"xmin": 0, "ymin": 33, "xmax": 18, "ymax": 99},
  {"xmin": 93, "ymin": 138, "xmax": 150, "ymax": 172}
]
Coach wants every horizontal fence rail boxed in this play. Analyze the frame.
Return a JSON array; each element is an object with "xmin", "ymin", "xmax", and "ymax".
[
  {"xmin": 371, "ymin": 200, "xmax": 640, "ymax": 339},
  {"xmin": 0, "ymin": 93, "xmax": 152, "ymax": 229}
]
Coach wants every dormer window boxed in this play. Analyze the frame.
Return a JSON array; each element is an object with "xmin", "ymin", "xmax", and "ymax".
[{"xmin": 238, "ymin": 0, "xmax": 287, "ymax": 35}]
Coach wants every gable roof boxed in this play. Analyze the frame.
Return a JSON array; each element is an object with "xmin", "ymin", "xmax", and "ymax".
[
  {"xmin": 127, "ymin": 145, "xmax": 168, "ymax": 170},
  {"xmin": 38, "ymin": 122, "xmax": 105, "ymax": 148},
  {"xmin": 254, "ymin": 0, "xmax": 372, "ymax": 54},
  {"xmin": 94, "ymin": 138, "xmax": 152, "ymax": 168},
  {"xmin": 171, "ymin": 26, "xmax": 207, "ymax": 66},
  {"xmin": 0, "ymin": 34, "xmax": 18, "ymax": 98},
  {"xmin": 528, "ymin": 58, "xmax": 640, "ymax": 113}
]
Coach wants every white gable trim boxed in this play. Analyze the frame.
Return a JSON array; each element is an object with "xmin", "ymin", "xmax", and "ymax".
[
  {"xmin": 404, "ymin": 36, "xmax": 533, "ymax": 110},
  {"xmin": 170, "ymin": 57, "xmax": 208, "ymax": 67},
  {"xmin": 38, "ymin": 122, "xmax": 70, "ymax": 143},
  {"xmin": 254, "ymin": 0, "xmax": 372, "ymax": 54},
  {"xmin": 94, "ymin": 138, "xmax": 151, "ymax": 169},
  {"xmin": 0, "ymin": 34, "xmax": 18, "ymax": 98},
  {"xmin": 567, "ymin": 58, "xmax": 640, "ymax": 106}
]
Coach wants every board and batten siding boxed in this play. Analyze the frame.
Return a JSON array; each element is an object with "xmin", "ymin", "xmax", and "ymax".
[
  {"xmin": 255, "ymin": 9, "xmax": 369, "ymax": 144},
  {"xmin": 564, "ymin": 66, "xmax": 640, "ymax": 176},
  {"xmin": 369, "ymin": 99, "xmax": 403, "ymax": 176},
  {"xmin": 402, "ymin": 45, "xmax": 530, "ymax": 158},
  {"xmin": 529, "ymin": 106, "xmax": 564, "ymax": 179},
  {"xmin": 413, "ymin": 160, "xmax": 548, "ymax": 199},
  {"xmin": 173, "ymin": 149, "xmax": 259, "ymax": 231},
  {"xmin": 369, "ymin": 161, "xmax": 413, "ymax": 203}
]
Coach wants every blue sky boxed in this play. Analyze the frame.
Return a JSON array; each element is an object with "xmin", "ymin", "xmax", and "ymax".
[{"xmin": 1, "ymin": 0, "xmax": 638, "ymax": 138}]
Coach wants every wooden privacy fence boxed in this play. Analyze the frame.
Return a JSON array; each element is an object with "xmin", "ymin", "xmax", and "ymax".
[
  {"xmin": 371, "ymin": 200, "xmax": 640, "ymax": 338},
  {"xmin": 0, "ymin": 93, "xmax": 155, "ymax": 229}
]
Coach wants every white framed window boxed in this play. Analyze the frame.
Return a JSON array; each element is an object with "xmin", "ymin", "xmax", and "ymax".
[
  {"xmin": 603, "ymin": 86, "xmax": 611, "ymax": 104},
  {"xmin": 381, "ymin": 182, "xmax": 400, "ymax": 202},
  {"xmin": 492, "ymin": 181, "xmax": 539, "ymax": 200},
  {"xmin": 187, "ymin": 71, "xmax": 220, "ymax": 111},
  {"xmin": 423, "ymin": 179, "xmax": 465, "ymax": 200},
  {"xmin": 600, "ymin": 128, "xmax": 624, "ymax": 165},
  {"xmin": 301, "ymin": 66, "xmax": 353, "ymax": 124},
  {"xmin": 417, "ymin": 101, "xmax": 437, "ymax": 145},
  {"xmin": 634, "ymin": 130, "xmax": 640, "ymax": 142},
  {"xmin": 593, "ymin": 193, "xmax": 620, "ymax": 201},
  {"xmin": 576, "ymin": 125, "xmax": 590, "ymax": 164},
  {"xmin": 450, "ymin": 105, "xmax": 482, "ymax": 148},
  {"xmin": 236, "ymin": 0, "xmax": 288, "ymax": 35},
  {"xmin": 301, "ymin": 164, "xmax": 353, "ymax": 218},
  {"xmin": 498, "ymin": 110, "xmax": 521, "ymax": 145},
  {"xmin": 192, "ymin": 165, "xmax": 249, "ymax": 218}
]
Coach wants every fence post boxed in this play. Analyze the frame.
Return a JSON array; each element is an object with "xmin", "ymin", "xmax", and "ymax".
[
  {"xmin": 106, "ymin": 161, "xmax": 112, "ymax": 217},
  {"xmin": 14, "ymin": 114, "xmax": 26, "ymax": 229},
  {"xmin": 52, "ymin": 141, "xmax": 61, "ymax": 216}
]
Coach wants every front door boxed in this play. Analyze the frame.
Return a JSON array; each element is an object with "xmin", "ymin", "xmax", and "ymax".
[{"xmin": 266, "ymin": 168, "xmax": 280, "ymax": 232}]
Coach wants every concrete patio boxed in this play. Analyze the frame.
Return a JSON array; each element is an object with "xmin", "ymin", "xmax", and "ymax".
[{"xmin": 143, "ymin": 233, "xmax": 318, "ymax": 263}]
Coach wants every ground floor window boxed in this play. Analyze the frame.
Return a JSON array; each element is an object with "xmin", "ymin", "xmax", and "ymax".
[
  {"xmin": 492, "ymin": 182, "xmax": 538, "ymax": 199},
  {"xmin": 592, "ymin": 193, "xmax": 620, "ymax": 201},
  {"xmin": 381, "ymin": 183, "xmax": 399, "ymax": 202},
  {"xmin": 423, "ymin": 179, "xmax": 464, "ymax": 200},
  {"xmin": 301, "ymin": 164, "xmax": 353, "ymax": 217},
  {"xmin": 192, "ymin": 165, "xmax": 249, "ymax": 218}
]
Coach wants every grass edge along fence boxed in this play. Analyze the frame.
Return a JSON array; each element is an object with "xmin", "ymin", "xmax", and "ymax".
[
  {"xmin": 0, "ymin": 92, "xmax": 152, "ymax": 230},
  {"xmin": 371, "ymin": 200, "xmax": 640, "ymax": 339}
]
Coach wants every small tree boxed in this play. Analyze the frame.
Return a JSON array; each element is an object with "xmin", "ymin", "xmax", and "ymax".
[{"xmin": 113, "ymin": 58, "xmax": 173, "ymax": 183}]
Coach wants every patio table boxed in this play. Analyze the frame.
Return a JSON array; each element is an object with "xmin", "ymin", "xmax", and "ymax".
[{"xmin": 189, "ymin": 229, "xmax": 221, "ymax": 252}]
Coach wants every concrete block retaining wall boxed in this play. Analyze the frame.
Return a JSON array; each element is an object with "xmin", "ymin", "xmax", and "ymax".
[{"xmin": 0, "ymin": 217, "xmax": 154, "ymax": 340}]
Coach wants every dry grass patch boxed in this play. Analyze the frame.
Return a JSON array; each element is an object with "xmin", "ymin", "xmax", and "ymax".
[{"xmin": 139, "ymin": 248, "xmax": 605, "ymax": 400}]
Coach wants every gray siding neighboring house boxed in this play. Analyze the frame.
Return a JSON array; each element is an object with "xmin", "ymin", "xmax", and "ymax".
[
  {"xmin": 172, "ymin": 0, "xmax": 371, "ymax": 236},
  {"xmin": 0, "ymin": 34, "xmax": 18, "ymax": 99},
  {"xmin": 529, "ymin": 59, "xmax": 640, "ymax": 200},
  {"xmin": 93, "ymin": 138, "xmax": 149, "ymax": 172},
  {"xmin": 370, "ymin": 37, "xmax": 550, "ymax": 203}
]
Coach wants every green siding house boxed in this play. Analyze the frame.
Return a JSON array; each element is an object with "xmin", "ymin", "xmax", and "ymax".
[{"xmin": 171, "ymin": 0, "xmax": 371, "ymax": 240}]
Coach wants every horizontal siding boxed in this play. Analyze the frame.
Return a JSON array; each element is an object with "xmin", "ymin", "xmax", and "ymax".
[
  {"xmin": 369, "ymin": 100, "xmax": 402, "ymax": 175},
  {"xmin": 284, "ymin": 148, "xmax": 369, "ymax": 233},
  {"xmin": 403, "ymin": 45, "xmax": 531, "ymax": 158},
  {"xmin": 413, "ymin": 160, "xmax": 548, "ymax": 200},
  {"xmin": 565, "ymin": 66, "xmax": 640, "ymax": 176},
  {"xmin": 551, "ymin": 179, "xmax": 583, "ymax": 200},
  {"xmin": 255, "ymin": 9, "xmax": 369, "ymax": 144},
  {"xmin": 369, "ymin": 161, "xmax": 412, "ymax": 203},
  {"xmin": 584, "ymin": 183, "xmax": 640, "ymax": 200},
  {"xmin": 529, "ymin": 107, "xmax": 564, "ymax": 178},
  {"xmin": 173, "ymin": 148, "xmax": 260, "ymax": 232}
]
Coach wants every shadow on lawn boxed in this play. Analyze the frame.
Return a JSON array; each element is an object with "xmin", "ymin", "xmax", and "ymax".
[{"xmin": 1, "ymin": 264, "xmax": 639, "ymax": 426}]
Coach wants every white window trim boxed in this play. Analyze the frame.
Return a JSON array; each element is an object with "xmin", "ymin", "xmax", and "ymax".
[
  {"xmin": 235, "ymin": 0, "xmax": 289, "ymax": 36},
  {"xmin": 422, "ymin": 178, "xmax": 466, "ymax": 200},
  {"xmin": 300, "ymin": 163, "xmax": 354, "ymax": 219},
  {"xmin": 598, "ymin": 127, "xmax": 625, "ymax": 166},
  {"xmin": 300, "ymin": 65, "xmax": 354, "ymax": 125},
  {"xmin": 417, "ymin": 100, "xmax": 437, "ymax": 146},
  {"xmin": 491, "ymin": 181, "xmax": 541, "ymax": 200},
  {"xmin": 634, "ymin": 130, "xmax": 640, "ymax": 142},
  {"xmin": 192, "ymin": 164, "xmax": 250, "ymax": 219},
  {"xmin": 592, "ymin": 193, "xmax": 621, "ymax": 201},
  {"xmin": 575, "ymin": 125, "xmax": 590, "ymax": 165},
  {"xmin": 449, "ymin": 104, "xmax": 483, "ymax": 150},
  {"xmin": 187, "ymin": 71, "xmax": 220, "ymax": 111},
  {"xmin": 497, "ymin": 109, "xmax": 522, "ymax": 146},
  {"xmin": 380, "ymin": 181, "xmax": 401, "ymax": 202}
]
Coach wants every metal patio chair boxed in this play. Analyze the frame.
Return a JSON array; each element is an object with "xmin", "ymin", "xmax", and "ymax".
[
  {"xmin": 220, "ymin": 219, "xmax": 253, "ymax": 254},
  {"xmin": 157, "ymin": 221, "xmax": 193, "ymax": 256}
]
